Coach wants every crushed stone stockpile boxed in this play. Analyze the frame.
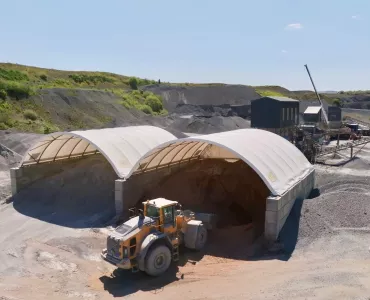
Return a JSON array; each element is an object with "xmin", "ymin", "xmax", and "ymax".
[
  {"xmin": 139, "ymin": 159, "xmax": 268, "ymax": 260},
  {"xmin": 143, "ymin": 84, "xmax": 260, "ymax": 112},
  {"xmin": 142, "ymin": 159, "xmax": 269, "ymax": 234},
  {"xmin": 11, "ymin": 154, "xmax": 117, "ymax": 228},
  {"xmin": 280, "ymin": 166, "xmax": 370, "ymax": 251},
  {"xmin": 170, "ymin": 116, "xmax": 251, "ymax": 134}
]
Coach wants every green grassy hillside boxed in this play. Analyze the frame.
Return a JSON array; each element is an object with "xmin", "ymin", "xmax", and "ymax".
[
  {"xmin": 0, "ymin": 63, "xmax": 167, "ymax": 132},
  {"xmin": 1, "ymin": 63, "xmax": 369, "ymax": 134},
  {"xmin": 253, "ymin": 85, "xmax": 346, "ymax": 106}
]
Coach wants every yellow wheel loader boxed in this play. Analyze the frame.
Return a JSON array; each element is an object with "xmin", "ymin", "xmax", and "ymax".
[{"xmin": 101, "ymin": 198, "xmax": 216, "ymax": 276}]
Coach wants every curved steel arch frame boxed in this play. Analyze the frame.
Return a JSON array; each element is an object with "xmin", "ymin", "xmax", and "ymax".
[
  {"xmin": 18, "ymin": 126, "xmax": 178, "ymax": 178},
  {"xmin": 126, "ymin": 129, "xmax": 313, "ymax": 197}
]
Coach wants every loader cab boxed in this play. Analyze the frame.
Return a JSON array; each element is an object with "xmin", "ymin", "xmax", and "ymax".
[{"xmin": 143, "ymin": 198, "xmax": 178, "ymax": 233}]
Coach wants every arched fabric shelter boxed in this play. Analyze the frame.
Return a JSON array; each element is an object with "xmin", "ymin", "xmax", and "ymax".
[
  {"xmin": 127, "ymin": 128, "xmax": 313, "ymax": 196},
  {"xmin": 20, "ymin": 126, "xmax": 177, "ymax": 178}
]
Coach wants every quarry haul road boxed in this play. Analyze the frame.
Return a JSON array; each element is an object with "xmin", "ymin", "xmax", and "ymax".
[{"xmin": 2, "ymin": 164, "xmax": 370, "ymax": 299}]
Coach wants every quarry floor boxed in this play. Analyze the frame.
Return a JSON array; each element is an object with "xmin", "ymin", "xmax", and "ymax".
[{"xmin": 2, "ymin": 143, "xmax": 370, "ymax": 299}]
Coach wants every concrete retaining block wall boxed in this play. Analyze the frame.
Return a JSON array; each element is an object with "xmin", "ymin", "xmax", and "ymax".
[
  {"xmin": 264, "ymin": 169, "xmax": 315, "ymax": 241},
  {"xmin": 114, "ymin": 179, "xmax": 125, "ymax": 218}
]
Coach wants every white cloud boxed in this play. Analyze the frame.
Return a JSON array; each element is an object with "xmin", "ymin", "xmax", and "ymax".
[
  {"xmin": 281, "ymin": 50, "xmax": 287, "ymax": 54},
  {"xmin": 285, "ymin": 23, "xmax": 303, "ymax": 30},
  {"xmin": 352, "ymin": 15, "xmax": 361, "ymax": 20}
]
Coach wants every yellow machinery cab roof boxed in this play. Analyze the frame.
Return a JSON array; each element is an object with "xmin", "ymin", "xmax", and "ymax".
[{"xmin": 143, "ymin": 198, "xmax": 178, "ymax": 208}]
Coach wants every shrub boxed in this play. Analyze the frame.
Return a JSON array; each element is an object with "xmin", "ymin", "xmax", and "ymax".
[
  {"xmin": 139, "ymin": 104, "xmax": 153, "ymax": 114},
  {"xmin": 129, "ymin": 77, "xmax": 138, "ymax": 90},
  {"xmin": 157, "ymin": 108, "xmax": 168, "ymax": 116},
  {"xmin": 0, "ymin": 80, "xmax": 33, "ymax": 99},
  {"xmin": 54, "ymin": 78, "xmax": 72, "ymax": 87},
  {"xmin": 40, "ymin": 74, "xmax": 48, "ymax": 81},
  {"xmin": 121, "ymin": 101, "xmax": 131, "ymax": 109},
  {"xmin": 0, "ymin": 113, "xmax": 14, "ymax": 128},
  {"xmin": 68, "ymin": 74, "xmax": 114, "ymax": 85},
  {"xmin": 0, "ymin": 89, "xmax": 7, "ymax": 100},
  {"xmin": 144, "ymin": 94, "xmax": 163, "ymax": 113},
  {"xmin": 131, "ymin": 90, "xmax": 142, "ymax": 98},
  {"xmin": 0, "ymin": 100, "xmax": 11, "ymax": 113},
  {"xmin": 143, "ymin": 91, "xmax": 151, "ymax": 98},
  {"xmin": 121, "ymin": 93, "xmax": 141, "ymax": 109},
  {"xmin": 139, "ymin": 78, "xmax": 156, "ymax": 86},
  {"xmin": 0, "ymin": 68, "xmax": 29, "ymax": 81},
  {"xmin": 44, "ymin": 125, "xmax": 51, "ymax": 134},
  {"xmin": 23, "ymin": 109, "xmax": 38, "ymax": 120}
]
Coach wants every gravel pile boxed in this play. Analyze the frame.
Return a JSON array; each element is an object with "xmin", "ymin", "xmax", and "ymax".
[
  {"xmin": 170, "ymin": 115, "xmax": 251, "ymax": 134},
  {"xmin": 143, "ymin": 84, "xmax": 259, "ymax": 112},
  {"xmin": 11, "ymin": 154, "xmax": 117, "ymax": 228},
  {"xmin": 280, "ymin": 166, "xmax": 370, "ymax": 250}
]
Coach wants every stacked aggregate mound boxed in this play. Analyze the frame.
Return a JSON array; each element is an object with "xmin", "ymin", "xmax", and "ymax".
[
  {"xmin": 280, "ymin": 167, "xmax": 370, "ymax": 250},
  {"xmin": 137, "ymin": 159, "xmax": 270, "ymax": 259},
  {"xmin": 12, "ymin": 154, "xmax": 117, "ymax": 228},
  {"xmin": 170, "ymin": 116, "xmax": 251, "ymax": 134},
  {"xmin": 141, "ymin": 159, "xmax": 270, "ymax": 234},
  {"xmin": 174, "ymin": 104, "xmax": 251, "ymax": 118},
  {"xmin": 143, "ymin": 84, "xmax": 260, "ymax": 112}
]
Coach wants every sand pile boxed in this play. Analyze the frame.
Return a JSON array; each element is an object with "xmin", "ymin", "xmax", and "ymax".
[{"xmin": 12, "ymin": 154, "xmax": 117, "ymax": 228}]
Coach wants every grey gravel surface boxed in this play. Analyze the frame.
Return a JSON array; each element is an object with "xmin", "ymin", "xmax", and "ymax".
[
  {"xmin": 170, "ymin": 115, "xmax": 251, "ymax": 134},
  {"xmin": 280, "ymin": 164, "xmax": 370, "ymax": 253}
]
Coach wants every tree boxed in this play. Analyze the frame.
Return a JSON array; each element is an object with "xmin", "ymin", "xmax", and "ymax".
[
  {"xmin": 145, "ymin": 95, "xmax": 163, "ymax": 113},
  {"xmin": 129, "ymin": 77, "xmax": 138, "ymax": 90},
  {"xmin": 333, "ymin": 99, "xmax": 341, "ymax": 107}
]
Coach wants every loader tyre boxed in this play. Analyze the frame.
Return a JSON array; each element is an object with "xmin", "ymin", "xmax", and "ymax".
[
  {"xmin": 194, "ymin": 225, "xmax": 207, "ymax": 250},
  {"xmin": 145, "ymin": 244, "xmax": 171, "ymax": 276}
]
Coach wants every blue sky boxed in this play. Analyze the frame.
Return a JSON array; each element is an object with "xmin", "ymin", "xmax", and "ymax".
[{"xmin": 1, "ymin": 0, "xmax": 369, "ymax": 91}]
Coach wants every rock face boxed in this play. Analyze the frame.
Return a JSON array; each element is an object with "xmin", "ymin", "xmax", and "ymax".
[{"xmin": 341, "ymin": 95, "xmax": 370, "ymax": 109}]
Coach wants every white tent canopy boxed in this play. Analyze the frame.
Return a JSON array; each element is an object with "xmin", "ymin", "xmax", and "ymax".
[
  {"xmin": 128, "ymin": 129, "xmax": 313, "ymax": 196},
  {"xmin": 20, "ymin": 126, "xmax": 177, "ymax": 178}
]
